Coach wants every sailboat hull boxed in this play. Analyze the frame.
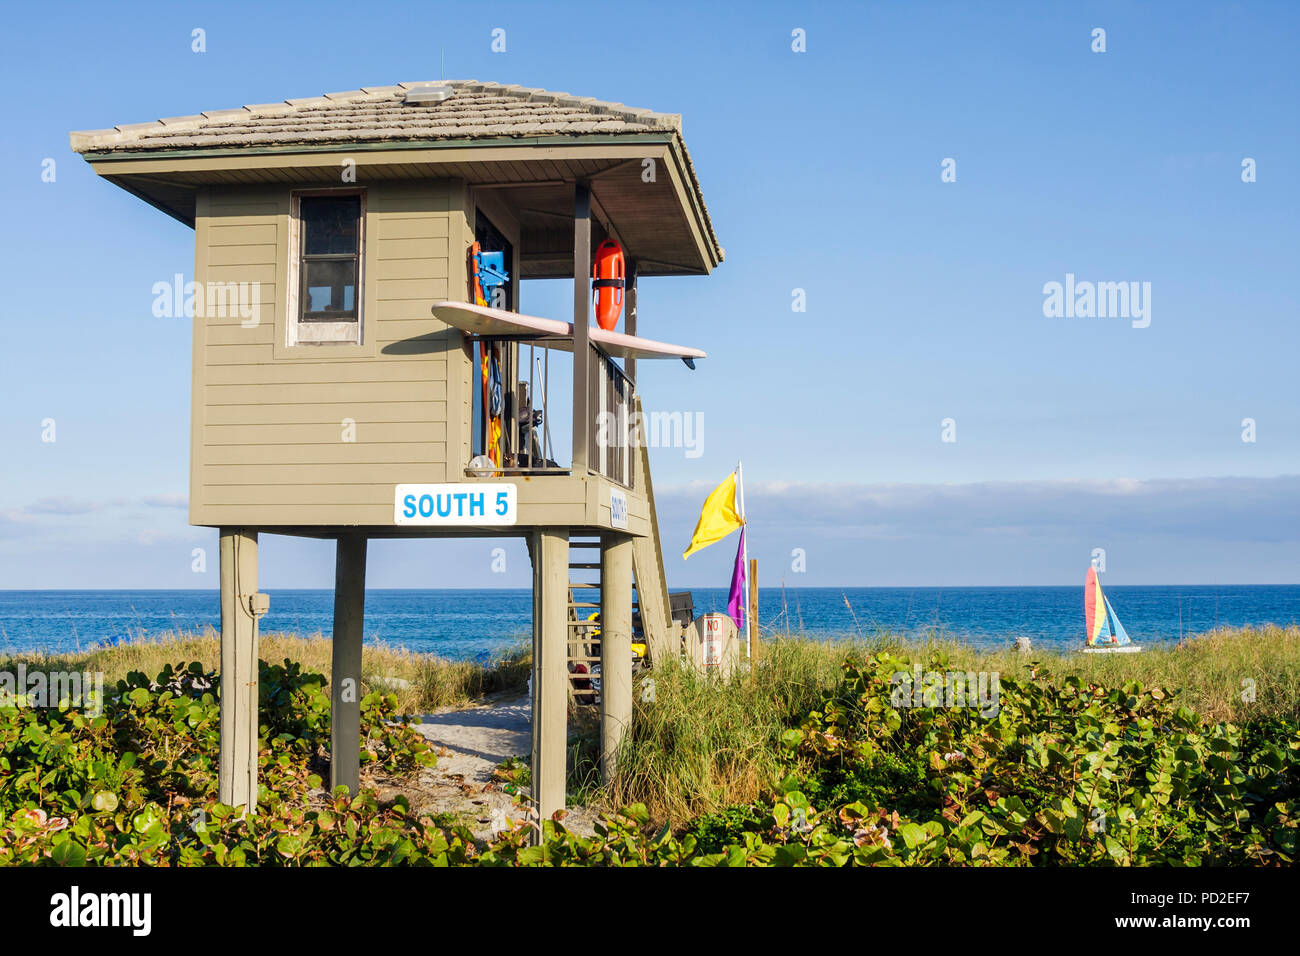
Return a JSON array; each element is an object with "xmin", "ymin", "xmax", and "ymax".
[{"xmin": 1082, "ymin": 645, "xmax": 1142, "ymax": 654}]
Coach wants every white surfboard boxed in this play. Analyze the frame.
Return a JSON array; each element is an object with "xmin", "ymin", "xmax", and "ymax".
[{"xmin": 430, "ymin": 301, "xmax": 706, "ymax": 362}]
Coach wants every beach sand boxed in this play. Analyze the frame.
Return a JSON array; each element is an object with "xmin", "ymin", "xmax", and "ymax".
[{"xmin": 367, "ymin": 694, "xmax": 599, "ymax": 840}]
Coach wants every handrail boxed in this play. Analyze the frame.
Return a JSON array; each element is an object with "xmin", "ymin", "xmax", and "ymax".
[
  {"xmin": 589, "ymin": 345, "xmax": 635, "ymax": 487},
  {"xmin": 468, "ymin": 336, "xmax": 635, "ymax": 486}
]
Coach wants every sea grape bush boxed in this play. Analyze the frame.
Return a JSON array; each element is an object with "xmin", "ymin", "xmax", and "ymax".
[
  {"xmin": 776, "ymin": 650, "xmax": 1298, "ymax": 865},
  {"xmin": 0, "ymin": 654, "xmax": 1295, "ymax": 866},
  {"xmin": 0, "ymin": 660, "xmax": 441, "ymax": 865}
]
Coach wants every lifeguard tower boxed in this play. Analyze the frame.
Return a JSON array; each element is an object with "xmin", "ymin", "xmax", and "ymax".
[{"xmin": 70, "ymin": 80, "xmax": 723, "ymax": 820}]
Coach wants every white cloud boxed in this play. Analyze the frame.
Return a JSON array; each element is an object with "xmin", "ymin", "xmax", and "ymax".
[
  {"xmin": 141, "ymin": 494, "xmax": 188, "ymax": 509},
  {"xmin": 659, "ymin": 475, "xmax": 1300, "ymax": 545}
]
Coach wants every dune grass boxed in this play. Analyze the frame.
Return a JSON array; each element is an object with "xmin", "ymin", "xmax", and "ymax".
[
  {"xmin": 597, "ymin": 624, "xmax": 1300, "ymax": 824},
  {"xmin": 5, "ymin": 623, "xmax": 1296, "ymax": 827},
  {"xmin": 596, "ymin": 637, "xmax": 844, "ymax": 822},
  {"xmin": 0, "ymin": 628, "xmax": 531, "ymax": 714},
  {"xmin": 915, "ymin": 623, "xmax": 1300, "ymax": 723}
]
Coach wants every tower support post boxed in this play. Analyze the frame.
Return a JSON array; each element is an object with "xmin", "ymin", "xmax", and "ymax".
[
  {"xmin": 218, "ymin": 528, "xmax": 262, "ymax": 811},
  {"xmin": 600, "ymin": 533, "xmax": 634, "ymax": 783},
  {"xmin": 531, "ymin": 528, "xmax": 570, "ymax": 825},
  {"xmin": 330, "ymin": 534, "xmax": 368, "ymax": 796}
]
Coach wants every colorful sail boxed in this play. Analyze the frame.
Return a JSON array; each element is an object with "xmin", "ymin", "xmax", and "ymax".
[
  {"xmin": 1103, "ymin": 596, "xmax": 1132, "ymax": 646},
  {"xmin": 1085, "ymin": 566, "xmax": 1108, "ymax": 645},
  {"xmin": 1085, "ymin": 567, "xmax": 1133, "ymax": 646}
]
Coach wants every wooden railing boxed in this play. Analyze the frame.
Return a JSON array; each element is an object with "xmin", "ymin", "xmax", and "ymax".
[
  {"xmin": 466, "ymin": 339, "xmax": 635, "ymax": 486},
  {"xmin": 467, "ymin": 338, "xmax": 566, "ymax": 476},
  {"xmin": 588, "ymin": 346, "xmax": 634, "ymax": 487}
]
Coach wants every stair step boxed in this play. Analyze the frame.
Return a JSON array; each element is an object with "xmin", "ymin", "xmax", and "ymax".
[
  {"xmin": 568, "ymin": 582, "xmax": 600, "ymax": 589},
  {"xmin": 569, "ymin": 562, "xmax": 601, "ymax": 569}
]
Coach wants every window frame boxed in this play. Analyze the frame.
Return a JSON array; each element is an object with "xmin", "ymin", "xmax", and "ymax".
[{"xmin": 287, "ymin": 188, "xmax": 366, "ymax": 346}]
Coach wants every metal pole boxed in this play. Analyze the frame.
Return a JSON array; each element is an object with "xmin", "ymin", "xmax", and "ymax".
[{"xmin": 736, "ymin": 461, "xmax": 753, "ymax": 658}]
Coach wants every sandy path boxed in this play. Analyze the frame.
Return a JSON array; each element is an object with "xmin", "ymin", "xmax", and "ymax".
[{"xmin": 402, "ymin": 695, "xmax": 599, "ymax": 840}]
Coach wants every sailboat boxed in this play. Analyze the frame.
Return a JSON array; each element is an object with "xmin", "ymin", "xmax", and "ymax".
[{"xmin": 1082, "ymin": 566, "xmax": 1141, "ymax": 653}]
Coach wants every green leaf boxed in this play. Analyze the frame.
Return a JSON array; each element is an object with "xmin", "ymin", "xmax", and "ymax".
[
  {"xmin": 898, "ymin": 823, "xmax": 927, "ymax": 849},
  {"xmin": 276, "ymin": 835, "xmax": 305, "ymax": 858},
  {"xmin": 51, "ymin": 839, "xmax": 87, "ymax": 867}
]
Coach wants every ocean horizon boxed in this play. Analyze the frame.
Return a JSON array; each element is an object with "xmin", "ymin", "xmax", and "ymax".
[{"xmin": 1, "ymin": 585, "xmax": 1296, "ymax": 660}]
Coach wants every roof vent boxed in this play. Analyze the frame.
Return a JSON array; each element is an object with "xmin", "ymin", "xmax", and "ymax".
[{"xmin": 403, "ymin": 85, "xmax": 454, "ymax": 105}]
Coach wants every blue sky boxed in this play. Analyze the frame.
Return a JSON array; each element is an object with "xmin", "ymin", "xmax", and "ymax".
[{"xmin": 0, "ymin": 0, "xmax": 1296, "ymax": 588}]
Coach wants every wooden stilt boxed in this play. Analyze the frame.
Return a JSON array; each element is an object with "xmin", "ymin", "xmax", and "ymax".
[
  {"xmin": 600, "ymin": 533, "xmax": 633, "ymax": 783},
  {"xmin": 531, "ymin": 528, "xmax": 569, "ymax": 825},
  {"xmin": 330, "ymin": 534, "xmax": 367, "ymax": 796},
  {"xmin": 218, "ymin": 528, "xmax": 260, "ymax": 811}
]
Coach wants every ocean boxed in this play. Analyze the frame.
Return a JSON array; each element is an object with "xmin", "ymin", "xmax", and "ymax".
[{"xmin": 1, "ymin": 585, "xmax": 1296, "ymax": 660}]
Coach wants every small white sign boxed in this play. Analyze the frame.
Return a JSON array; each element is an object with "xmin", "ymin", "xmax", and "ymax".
[
  {"xmin": 395, "ymin": 483, "xmax": 517, "ymax": 526},
  {"xmin": 703, "ymin": 614, "xmax": 725, "ymax": 666},
  {"xmin": 610, "ymin": 488, "xmax": 629, "ymax": 529}
]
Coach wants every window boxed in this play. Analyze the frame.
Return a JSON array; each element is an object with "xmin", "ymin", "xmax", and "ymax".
[{"xmin": 290, "ymin": 191, "xmax": 364, "ymax": 345}]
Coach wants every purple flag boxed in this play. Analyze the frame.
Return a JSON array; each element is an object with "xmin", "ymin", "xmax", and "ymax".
[{"xmin": 726, "ymin": 526, "xmax": 746, "ymax": 629}]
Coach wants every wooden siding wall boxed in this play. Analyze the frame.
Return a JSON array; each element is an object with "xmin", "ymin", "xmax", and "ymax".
[{"xmin": 191, "ymin": 179, "xmax": 471, "ymax": 527}]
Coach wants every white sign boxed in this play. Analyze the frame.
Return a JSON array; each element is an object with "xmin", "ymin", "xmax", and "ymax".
[
  {"xmin": 689, "ymin": 612, "xmax": 739, "ymax": 678},
  {"xmin": 610, "ymin": 488, "xmax": 628, "ymax": 529},
  {"xmin": 394, "ymin": 483, "xmax": 517, "ymax": 525},
  {"xmin": 703, "ymin": 613, "xmax": 726, "ymax": 666}
]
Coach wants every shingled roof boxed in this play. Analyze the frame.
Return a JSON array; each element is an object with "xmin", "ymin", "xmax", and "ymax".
[
  {"xmin": 71, "ymin": 79, "xmax": 722, "ymax": 273},
  {"xmin": 69, "ymin": 80, "xmax": 683, "ymax": 154}
]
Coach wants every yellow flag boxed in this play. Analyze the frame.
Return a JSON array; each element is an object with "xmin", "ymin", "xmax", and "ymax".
[{"xmin": 683, "ymin": 471, "xmax": 743, "ymax": 559}]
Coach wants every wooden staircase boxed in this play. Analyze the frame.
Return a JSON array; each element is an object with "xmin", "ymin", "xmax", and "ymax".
[
  {"xmin": 563, "ymin": 397, "xmax": 681, "ymax": 700},
  {"xmin": 630, "ymin": 396, "xmax": 678, "ymax": 665},
  {"xmin": 567, "ymin": 536, "xmax": 602, "ymax": 701}
]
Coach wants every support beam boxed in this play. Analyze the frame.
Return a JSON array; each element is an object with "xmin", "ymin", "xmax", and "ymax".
[
  {"xmin": 600, "ymin": 533, "xmax": 634, "ymax": 783},
  {"xmin": 624, "ymin": 258, "xmax": 638, "ymax": 385},
  {"xmin": 531, "ymin": 528, "xmax": 570, "ymax": 824},
  {"xmin": 571, "ymin": 182, "xmax": 592, "ymax": 474},
  {"xmin": 631, "ymin": 395, "xmax": 676, "ymax": 665},
  {"xmin": 218, "ymin": 528, "xmax": 260, "ymax": 811},
  {"xmin": 330, "ymin": 534, "xmax": 367, "ymax": 796}
]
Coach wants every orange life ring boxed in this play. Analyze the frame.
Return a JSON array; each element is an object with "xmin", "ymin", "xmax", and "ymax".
[{"xmin": 591, "ymin": 239, "xmax": 625, "ymax": 331}]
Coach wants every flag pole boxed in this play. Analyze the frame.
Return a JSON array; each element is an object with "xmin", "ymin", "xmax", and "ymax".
[{"xmin": 736, "ymin": 460, "xmax": 751, "ymax": 658}]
